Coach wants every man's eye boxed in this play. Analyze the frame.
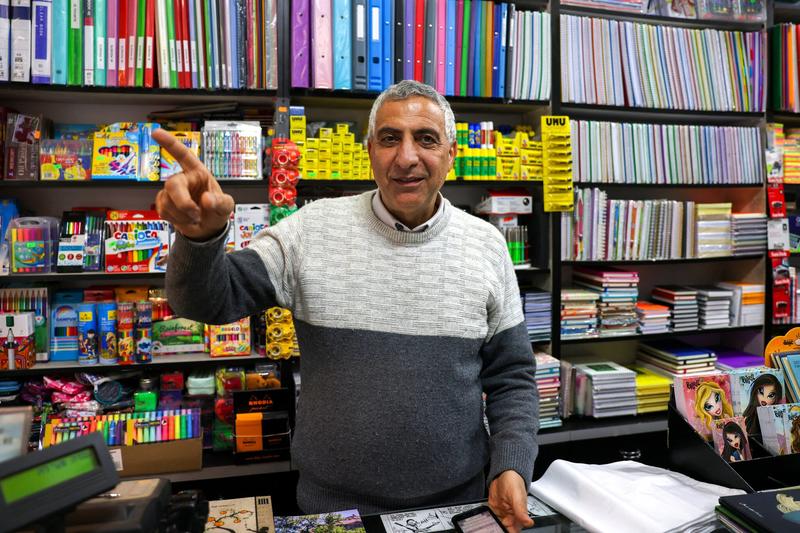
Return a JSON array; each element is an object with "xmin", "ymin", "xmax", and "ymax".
[
  {"xmin": 419, "ymin": 135, "xmax": 437, "ymax": 145},
  {"xmin": 381, "ymin": 135, "xmax": 398, "ymax": 144}
]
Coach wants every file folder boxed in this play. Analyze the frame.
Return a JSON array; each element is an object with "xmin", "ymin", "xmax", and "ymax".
[
  {"xmin": 445, "ymin": 0, "xmax": 455, "ymax": 95},
  {"xmin": 311, "ymin": 0, "xmax": 332, "ymax": 88},
  {"xmin": 333, "ymin": 0, "xmax": 351, "ymax": 89},
  {"xmin": 367, "ymin": 0, "xmax": 381, "ymax": 91},
  {"xmin": 422, "ymin": 0, "xmax": 434, "ymax": 86},
  {"xmin": 291, "ymin": 0, "xmax": 309, "ymax": 87},
  {"xmin": 381, "ymin": 0, "xmax": 392, "ymax": 89},
  {"xmin": 353, "ymin": 0, "xmax": 367, "ymax": 89}
]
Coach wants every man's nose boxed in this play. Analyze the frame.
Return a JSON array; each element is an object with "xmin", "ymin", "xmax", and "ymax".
[{"xmin": 395, "ymin": 137, "xmax": 420, "ymax": 168}]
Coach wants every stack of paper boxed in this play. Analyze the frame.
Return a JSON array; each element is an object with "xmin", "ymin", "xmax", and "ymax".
[
  {"xmin": 535, "ymin": 352, "xmax": 562, "ymax": 429},
  {"xmin": 636, "ymin": 341, "xmax": 717, "ymax": 377},
  {"xmin": 730, "ymin": 213, "xmax": 767, "ymax": 255},
  {"xmin": 635, "ymin": 301, "xmax": 671, "ymax": 335},
  {"xmin": 694, "ymin": 203, "xmax": 733, "ymax": 258},
  {"xmin": 630, "ymin": 364, "xmax": 672, "ymax": 413},
  {"xmin": 574, "ymin": 268, "xmax": 639, "ymax": 337},
  {"xmin": 785, "ymin": 130, "xmax": 800, "ymax": 184},
  {"xmin": 691, "ymin": 285, "xmax": 733, "ymax": 330},
  {"xmin": 715, "ymin": 348, "xmax": 764, "ymax": 371},
  {"xmin": 561, "ymin": 15, "xmax": 765, "ymax": 112},
  {"xmin": 522, "ymin": 290, "xmax": 551, "ymax": 343},
  {"xmin": 560, "ymin": 289, "xmax": 599, "ymax": 339},
  {"xmin": 574, "ymin": 361, "xmax": 637, "ymax": 418},
  {"xmin": 717, "ymin": 282, "xmax": 765, "ymax": 326},
  {"xmin": 571, "ymin": 120, "xmax": 764, "ymax": 186},
  {"xmin": 651, "ymin": 286, "xmax": 699, "ymax": 331}
]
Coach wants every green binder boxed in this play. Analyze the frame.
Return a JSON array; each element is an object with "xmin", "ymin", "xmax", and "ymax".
[{"xmin": 68, "ymin": 0, "xmax": 83, "ymax": 85}]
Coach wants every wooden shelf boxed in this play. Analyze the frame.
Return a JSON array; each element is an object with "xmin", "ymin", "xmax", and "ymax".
[
  {"xmin": 559, "ymin": 4, "xmax": 765, "ymax": 31},
  {"xmin": 538, "ymin": 412, "xmax": 667, "ymax": 445},
  {"xmin": 575, "ymin": 181, "xmax": 763, "ymax": 189},
  {"xmin": 559, "ymin": 103, "xmax": 764, "ymax": 126},
  {"xmin": 0, "ymin": 83, "xmax": 277, "ymax": 105},
  {"xmin": 2, "ymin": 352, "xmax": 269, "ymax": 377},
  {"xmin": 560, "ymin": 325, "xmax": 763, "ymax": 345},
  {"xmin": 561, "ymin": 253, "xmax": 764, "ymax": 266},
  {"xmin": 130, "ymin": 454, "xmax": 293, "ymax": 483}
]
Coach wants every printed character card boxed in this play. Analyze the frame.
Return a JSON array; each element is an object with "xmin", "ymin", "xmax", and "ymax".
[
  {"xmin": 730, "ymin": 368, "xmax": 785, "ymax": 435},
  {"xmin": 674, "ymin": 373, "xmax": 733, "ymax": 440},
  {"xmin": 712, "ymin": 416, "xmax": 752, "ymax": 463}
]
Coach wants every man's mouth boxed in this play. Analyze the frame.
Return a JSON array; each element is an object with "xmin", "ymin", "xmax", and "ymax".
[{"xmin": 393, "ymin": 176, "xmax": 425, "ymax": 184}]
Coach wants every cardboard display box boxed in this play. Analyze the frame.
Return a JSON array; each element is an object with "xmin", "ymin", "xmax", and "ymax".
[{"xmin": 111, "ymin": 438, "xmax": 202, "ymax": 477}]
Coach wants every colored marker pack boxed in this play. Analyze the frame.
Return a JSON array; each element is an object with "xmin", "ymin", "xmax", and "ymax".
[
  {"xmin": 40, "ymin": 408, "xmax": 201, "ymax": 448},
  {"xmin": 91, "ymin": 122, "xmax": 161, "ymax": 181},
  {"xmin": 56, "ymin": 211, "xmax": 88, "ymax": 272},
  {"xmin": 104, "ymin": 210, "xmax": 170, "ymax": 273},
  {"xmin": 208, "ymin": 317, "xmax": 251, "ymax": 357},
  {"xmin": 7, "ymin": 217, "xmax": 59, "ymax": 273},
  {"xmin": 159, "ymin": 131, "xmax": 201, "ymax": 180},
  {"xmin": 234, "ymin": 204, "xmax": 269, "ymax": 250},
  {"xmin": 49, "ymin": 290, "xmax": 83, "ymax": 361},
  {"xmin": 0, "ymin": 288, "xmax": 49, "ymax": 361}
]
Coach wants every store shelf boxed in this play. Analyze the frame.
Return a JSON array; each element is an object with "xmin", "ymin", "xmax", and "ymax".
[
  {"xmin": 538, "ymin": 412, "xmax": 668, "ymax": 445},
  {"xmin": 0, "ymin": 179, "xmax": 269, "ymax": 189},
  {"xmin": 767, "ymin": 110, "xmax": 800, "ymax": 124},
  {"xmin": 560, "ymin": 325, "xmax": 763, "ymax": 345},
  {"xmin": 290, "ymin": 88, "xmax": 550, "ymax": 113},
  {"xmin": 559, "ymin": 103, "xmax": 764, "ymax": 126},
  {"xmin": 0, "ymin": 83, "xmax": 277, "ymax": 105},
  {"xmin": 574, "ymin": 181, "xmax": 763, "ymax": 189},
  {"xmin": 773, "ymin": 2, "xmax": 800, "ymax": 23},
  {"xmin": 1, "ymin": 271, "xmax": 166, "ymax": 282},
  {"xmin": 1, "ymin": 352, "xmax": 268, "ymax": 377},
  {"xmin": 133, "ymin": 454, "xmax": 293, "ymax": 483},
  {"xmin": 558, "ymin": 4, "xmax": 765, "ymax": 31},
  {"xmin": 561, "ymin": 253, "xmax": 764, "ymax": 266}
]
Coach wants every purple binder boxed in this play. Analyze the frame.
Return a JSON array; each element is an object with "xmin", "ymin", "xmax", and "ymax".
[
  {"xmin": 403, "ymin": 0, "xmax": 413, "ymax": 81},
  {"xmin": 292, "ymin": 0, "xmax": 310, "ymax": 88}
]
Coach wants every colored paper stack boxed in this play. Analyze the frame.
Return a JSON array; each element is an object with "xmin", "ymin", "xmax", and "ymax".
[
  {"xmin": 730, "ymin": 213, "xmax": 767, "ymax": 255},
  {"xmin": 694, "ymin": 203, "xmax": 733, "ymax": 258},
  {"xmin": 714, "ymin": 348, "xmax": 764, "ymax": 371},
  {"xmin": 636, "ymin": 341, "xmax": 717, "ymax": 377},
  {"xmin": 692, "ymin": 286, "xmax": 734, "ymax": 330},
  {"xmin": 630, "ymin": 364, "xmax": 672, "ymax": 414},
  {"xmin": 785, "ymin": 129, "xmax": 800, "ymax": 184},
  {"xmin": 560, "ymin": 289, "xmax": 599, "ymax": 339},
  {"xmin": 635, "ymin": 301, "xmax": 671, "ymax": 335},
  {"xmin": 574, "ymin": 361, "xmax": 637, "ymax": 418},
  {"xmin": 535, "ymin": 352, "xmax": 562, "ymax": 429},
  {"xmin": 651, "ymin": 286, "xmax": 699, "ymax": 331},
  {"xmin": 717, "ymin": 282, "xmax": 765, "ymax": 327},
  {"xmin": 522, "ymin": 290, "xmax": 551, "ymax": 343},
  {"xmin": 573, "ymin": 267, "xmax": 639, "ymax": 337}
]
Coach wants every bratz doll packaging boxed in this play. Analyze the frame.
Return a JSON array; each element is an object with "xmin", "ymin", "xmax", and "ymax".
[
  {"xmin": 711, "ymin": 417, "xmax": 752, "ymax": 463},
  {"xmin": 730, "ymin": 368, "xmax": 786, "ymax": 436},
  {"xmin": 674, "ymin": 373, "xmax": 734, "ymax": 440},
  {"xmin": 757, "ymin": 404, "xmax": 790, "ymax": 456}
]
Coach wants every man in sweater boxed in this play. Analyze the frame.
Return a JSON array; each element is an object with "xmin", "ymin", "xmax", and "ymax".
[{"xmin": 153, "ymin": 80, "xmax": 539, "ymax": 533}]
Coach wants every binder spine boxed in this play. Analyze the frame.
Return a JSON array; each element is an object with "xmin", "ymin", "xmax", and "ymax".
[{"xmin": 31, "ymin": 0, "xmax": 52, "ymax": 83}]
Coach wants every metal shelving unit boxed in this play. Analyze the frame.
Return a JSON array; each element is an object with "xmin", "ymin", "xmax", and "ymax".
[
  {"xmin": 561, "ymin": 254, "xmax": 765, "ymax": 267},
  {"xmin": 560, "ymin": 325, "xmax": 763, "ymax": 345},
  {"xmin": 538, "ymin": 412, "xmax": 668, "ymax": 445}
]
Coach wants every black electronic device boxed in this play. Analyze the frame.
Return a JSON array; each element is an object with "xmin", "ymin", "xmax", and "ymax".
[
  {"xmin": 451, "ymin": 505, "xmax": 508, "ymax": 533},
  {"xmin": 0, "ymin": 431, "xmax": 119, "ymax": 533}
]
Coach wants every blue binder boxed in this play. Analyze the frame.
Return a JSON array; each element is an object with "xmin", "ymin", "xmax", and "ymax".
[
  {"xmin": 492, "ymin": 2, "xmax": 501, "ymax": 97},
  {"xmin": 333, "ymin": 0, "xmax": 352, "ymax": 89},
  {"xmin": 51, "ymin": 0, "xmax": 68, "ymax": 84},
  {"xmin": 445, "ymin": 0, "xmax": 455, "ymax": 95},
  {"xmin": 367, "ymin": 0, "xmax": 382, "ymax": 91},
  {"xmin": 228, "ymin": 0, "xmax": 239, "ymax": 88},
  {"xmin": 498, "ymin": 2, "xmax": 507, "ymax": 99},
  {"xmin": 381, "ymin": 0, "xmax": 393, "ymax": 89}
]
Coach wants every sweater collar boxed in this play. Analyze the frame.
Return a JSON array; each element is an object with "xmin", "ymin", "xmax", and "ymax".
[
  {"xmin": 371, "ymin": 190, "xmax": 445, "ymax": 233},
  {"xmin": 361, "ymin": 190, "xmax": 452, "ymax": 244}
]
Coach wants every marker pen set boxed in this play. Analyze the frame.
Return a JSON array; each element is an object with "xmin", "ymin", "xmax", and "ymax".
[
  {"xmin": 103, "ymin": 211, "xmax": 170, "ymax": 273},
  {"xmin": 7, "ymin": 217, "xmax": 59, "ymax": 273},
  {"xmin": 501, "ymin": 226, "xmax": 529, "ymax": 266},
  {"xmin": 41, "ymin": 408, "xmax": 201, "ymax": 448},
  {"xmin": 201, "ymin": 122, "xmax": 263, "ymax": 180}
]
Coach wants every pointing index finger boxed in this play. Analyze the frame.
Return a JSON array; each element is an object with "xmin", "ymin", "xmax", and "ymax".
[{"xmin": 152, "ymin": 128, "xmax": 204, "ymax": 172}]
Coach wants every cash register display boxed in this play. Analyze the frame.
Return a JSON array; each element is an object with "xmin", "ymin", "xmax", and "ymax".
[{"xmin": 0, "ymin": 448, "xmax": 99, "ymax": 504}]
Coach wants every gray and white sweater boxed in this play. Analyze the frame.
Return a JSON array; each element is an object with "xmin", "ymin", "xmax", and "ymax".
[{"xmin": 167, "ymin": 191, "xmax": 539, "ymax": 513}]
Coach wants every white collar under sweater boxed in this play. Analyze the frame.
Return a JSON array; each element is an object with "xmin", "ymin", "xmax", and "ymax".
[{"xmin": 371, "ymin": 190, "xmax": 445, "ymax": 232}]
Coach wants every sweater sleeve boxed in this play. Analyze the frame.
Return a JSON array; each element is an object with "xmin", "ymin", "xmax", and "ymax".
[
  {"xmin": 480, "ymin": 244, "xmax": 540, "ymax": 487},
  {"xmin": 165, "ymin": 211, "xmax": 303, "ymax": 325}
]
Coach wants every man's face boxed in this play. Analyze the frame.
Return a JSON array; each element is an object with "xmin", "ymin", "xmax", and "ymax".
[{"xmin": 368, "ymin": 96, "xmax": 456, "ymax": 225}]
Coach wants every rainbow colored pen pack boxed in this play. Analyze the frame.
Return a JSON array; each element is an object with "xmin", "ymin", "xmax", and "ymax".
[
  {"xmin": 160, "ymin": 132, "xmax": 201, "ymax": 180},
  {"xmin": 49, "ymin": 290, "xmax": 83, "ymax": 361}
]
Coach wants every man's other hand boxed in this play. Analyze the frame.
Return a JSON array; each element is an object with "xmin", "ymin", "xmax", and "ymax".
[
  {"xmin": 488, "ymin": 470, "xmax": 534, "ymax": 533},
  {"xmin": 153, "ymin": 129, "xmax": 234, "ymax": 241}
]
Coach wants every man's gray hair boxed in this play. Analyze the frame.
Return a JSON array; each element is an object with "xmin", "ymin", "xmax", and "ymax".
[{"xmin": 367, "ymin": 80, "xmax": 457, "ymax": 144}]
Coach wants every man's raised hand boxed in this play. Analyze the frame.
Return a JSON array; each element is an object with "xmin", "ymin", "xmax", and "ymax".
[{"xmin": 153, "ymin": 129, "xmax": 234, "ymax": 241}]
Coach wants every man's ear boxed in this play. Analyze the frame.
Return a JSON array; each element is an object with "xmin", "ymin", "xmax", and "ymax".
[{"xmin": 448, "ymin": 141, "xmax": 457, "ymax": 169}]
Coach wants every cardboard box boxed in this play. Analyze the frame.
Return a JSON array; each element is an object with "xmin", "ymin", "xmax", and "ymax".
[
  {"xmin": 111, "ymin": 438, "xmax": 202, "ymax": 477},
  {"xmin": 476, "ymin": 194, "xmax": 533, "ymax": 215}
]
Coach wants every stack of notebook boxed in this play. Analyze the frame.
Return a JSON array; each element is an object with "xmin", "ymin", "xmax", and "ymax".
[
  {"xmin": 715, "ymin": 348, "xmax": 764, "ymax": 371},
  {"xmin": 573, "ymin": 268, "xmax": 639, "ymax": 337},
  {"xmin": 635, "ymin": 301, "xmax": 672, "ymax": 335},
  {"xmin": 535, "ymin": 352, "xmax": 562, "ymax": 429},
  {"xmin": 522, "ymin": 290, "xmax": 552, "ymax": 343},
  {"xmin": 692, "ymin": 285, "xmax": 733, "ymax": 330},
  {"xmin": 730, "ymin": 213, "xmax": 768, "ymax": 256},
  {"xmin": 651, "ymin": 286, "xmax": 699, "ymax": 331},
  {"xmin": 574, "ymin": 362, "xmax": 637, "ymax": 418},
  {"xmin": 717, "ymin": 282, "xmax": 765, "ymax": 327},
  {"xmin": 636, "ymin": 341, "xmax": 717, "ymax": 377},
  {"xmin": 694, "ymin": 203, "xmax": 733, "ymax": 258},
  {"xmin": 630, "ymin": 364, "xmax": 672, "ymax": 414},
  {"xmin": 560, "ymin": 289, "xmax": 599, "ymax": 339}
]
